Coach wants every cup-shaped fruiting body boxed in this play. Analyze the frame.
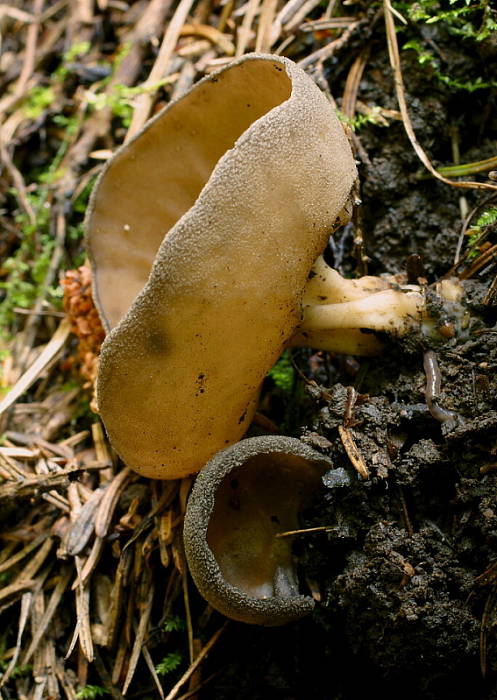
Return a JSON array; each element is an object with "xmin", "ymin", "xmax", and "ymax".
[
  {"xmin": 183, "ymin": 436, "xmax": 332, "ymax": 625},
  {"xmin": 87, "ymin": 53, "xmax": 357, "ymax": 479}
]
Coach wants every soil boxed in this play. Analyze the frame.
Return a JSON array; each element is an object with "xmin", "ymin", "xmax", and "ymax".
[{"xmin": 194, "ymin": 18, "xmax": 497, "ymax": 700}]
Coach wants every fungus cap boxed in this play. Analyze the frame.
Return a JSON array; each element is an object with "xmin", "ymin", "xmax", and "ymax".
[
  {"xmin": 87, "ymin": 53, "xmax": 357, "ymax": 479},
  {"xmin": 183, "ymin": 436, "xmax": 332, "ymax": 625}
]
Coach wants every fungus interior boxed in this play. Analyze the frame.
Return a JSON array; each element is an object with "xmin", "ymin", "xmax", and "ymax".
[
  {"xmin": 89, "ymin": 60, "xmax": 292, "ymax": 330},
  {"xmin": 206, "ymin": 452, "xmax": 325, "ymax": 599}
]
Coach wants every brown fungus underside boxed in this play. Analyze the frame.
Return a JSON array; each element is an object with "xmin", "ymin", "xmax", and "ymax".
[
  {"xmin": 87, "ymin": 53, "xmax": 463, "ymax": 480},
  {"xmin": 183, "ymin": 436, "xmax": 332, "ymax": 625},
  {"xmin": 87, "ymin": 54, "xmax": 357, "ymax": 479}
]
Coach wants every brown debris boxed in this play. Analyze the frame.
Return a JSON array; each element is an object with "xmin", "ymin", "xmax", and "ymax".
[
  {"xmin": 338, "ymin": 424, "xmax": 370, "ymax": 480},
  {"xmin": 61, "ymin": 265, "xmax": 106, "ymax": 408}
]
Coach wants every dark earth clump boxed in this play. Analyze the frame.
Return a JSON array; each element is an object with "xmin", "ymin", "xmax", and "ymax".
[
  {"xmin": 195, "ymin": 13, "xmax": 497, "ymax": 700},
  {"xmin": 201, "ymin": 322, "xmax": 497, "ymax": 699}
]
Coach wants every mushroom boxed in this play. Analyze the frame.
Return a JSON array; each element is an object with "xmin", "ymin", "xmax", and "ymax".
[
  {"xmin": 183, "ymin": 435, "xmax": 332, "ymax": 625},
  {"xmin": 87, "ymin": 53, "xmax": 463, "ymax": 479}
]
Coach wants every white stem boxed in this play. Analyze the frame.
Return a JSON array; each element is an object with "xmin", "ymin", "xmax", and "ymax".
[
  {"xmin": 303, "ymin": 255, "xmax": 391, "ymax": 305},
  {"xmin": 288, "ymin": 327, "xmax": 383, "ymax": 356},
  {"xmin": 300, "ymin": 288, "xmax": 426, "ymax": 335},
  {"xmin": 290, "ymin": 263, "xmax": 464, "ymax": 356}
]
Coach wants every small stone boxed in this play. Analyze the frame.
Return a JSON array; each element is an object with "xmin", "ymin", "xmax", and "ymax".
[{"xmin": 322, "ymin": 467, "xmax": 351, "ymax": 489}]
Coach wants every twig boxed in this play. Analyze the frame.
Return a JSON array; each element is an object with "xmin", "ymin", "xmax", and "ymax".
[
  {"xmin": 0, "ymin": 0, "xmax": 45, "ymax": 116},
  {"xmin": 183, "ymin": 569, "xmax": 194, "ymax": 664},
  {"xmin": 343, "ymin": 386, "xmax": 358, "ymax": 428},
  {"xmin": 460, "ymin": 243, "xmax": 497, "ymax": 280},
  {"xmin": 142, "ymin": 645, "xmax": 166, "ymax": 700},
  {"xmin": 297, "ymin": 21, "xmax": 361, "ymax": 69},
  {"xmin": 0, "ymin": 6, "xmax": 35, "ymax": 23},
  {"xmin": 283, "ymin": 0, "xmax": 324, "ymax": 34},
  {"xmin": 0, "ymin": 142, "xmax": 36, "ymax": 225},
  {"xmin": 276, "ymin": 526, "xmax": 334, "ymax": 538},
  {"xmin": 0, "ymin": 533, "xmax": 48, "ymax": 575},
  {"xmin": 235, "ymin": 0, "xmax": 261, "ymax": 57},
  {"xmin": 122, "ymin": 579, "xmax": 155, "ymax": 695},
  {"xmin": 172, "ymin": 672, "xmax": 220, "ymax": 700},
  {"xmin": 398, "ymin": 486, "xmax": 413, "ymax": 537},
  {"xmin": 0, "ymin": 318, "xmax": 71, "ymax": 418},
  {"xmin": 65, "ymin": 0, "xmax": 174, "ymax": 175},
  {"xmin": 483, "ymin": 273, "xmax": 497, "ymax": 305},
  {"xmin": 180, "ymin": 23, "xmax": 235, "ymax": 54},
  {"xmin": 126, "ymin": 0, "xmax": 197, "ymax": 140},
  {"xmin": 0, "ymin": 461, "xmax": 111, "ymax": 503},
  {"xmin": 255, "ymin": 0, "xmax": 278, "ymax": 53},
  {"xmin": 0, "ymin": 579, "xmax": 35, "ymax": 608},
  {"xmin": 18, "ymin": 203, "xmax": 67, "ymax": 369},
  {"xmin": 123, "ymin": 480, "xmax": 179, "ymax": 552},
  {"xmin": 0, "ymin": 592, "xmax": 32, "ymax": 688},
  {"xmin": 93, "ymin": 647, "xmax": 125, "ymax": 700},
  {"xmin": 94, "ymin": 467, "xmax": 132, "ymax": 537},
  {"xmin": 383, "ymin": 0, "xmax": 497, "ymax": 193},
  {"xmin": 66, "ymin": 487, "xmax": 106, "ymax": 556},
  {"xmin": 342, "ymin": 46, "xmax": 370, "ymax": 119},
  {"xmin": 22, "ymin": 565, "xmax": 73, "ymax": 664},
  {"xmin": 13, "ymin": 537, "xmax": 53, "ymax": 582},
  {"xmin": 73, "ymin": 557, "xmax": 94, "ymax": 662},
  {"xmin": 480, "ymin": 587, "xmax": 497, "ymax": 676},
  {"xmin": 338, "ymin": 424, "xmax": 369, "ymax": 479},
  {"xmin": 0, "ymin": 18, "xmax": 66, "ymax": 136},
  {"xmin": 438, "ymin": 154, "xmax": 497, "ymax": 178},
  {"xmin": 164, "ymin": 622, "xmax": 228, "ymax": 700},
  {"xmin": 300, "ymin": 17, "xmax": 356, "ymax": 31},
  {"xmin": 77, "ymin": 535, "xmax": 105, "ymax": 587},
  {"xmin": 453, "ymin": 193, "xmax": 497, "ymax": 265},
  {"xmin": 17, "ymin": 0, "xmax": 45, "ymax": 91}
]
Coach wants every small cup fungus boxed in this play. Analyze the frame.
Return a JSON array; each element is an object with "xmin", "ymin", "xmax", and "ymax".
[
  {"xmin": 183, "ymin": 436, "xmax": 332, "ymax": 625},
  {"xmin": 87, "ymin": 53, "xmax": 463, "ymax": 479}
]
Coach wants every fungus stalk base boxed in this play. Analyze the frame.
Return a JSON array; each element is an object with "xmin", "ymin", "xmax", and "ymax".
[{"xmin": 290, "ymin": 262, "xmax": 464, "ymax": 356}]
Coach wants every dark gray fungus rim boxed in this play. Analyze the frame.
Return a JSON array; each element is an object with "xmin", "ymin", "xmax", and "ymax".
[{"xmin": 183, "ymin": 435, "xmax": 332, "ymax": 626}]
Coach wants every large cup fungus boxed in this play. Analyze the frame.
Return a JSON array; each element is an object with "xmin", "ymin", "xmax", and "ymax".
[
  {"xmin": 87, "ymin": 53, "xmax": 462, "ymax": 479},
  {"xmin": 183, "ymin": 436, "xmax": 332, "ymax": 625}
]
